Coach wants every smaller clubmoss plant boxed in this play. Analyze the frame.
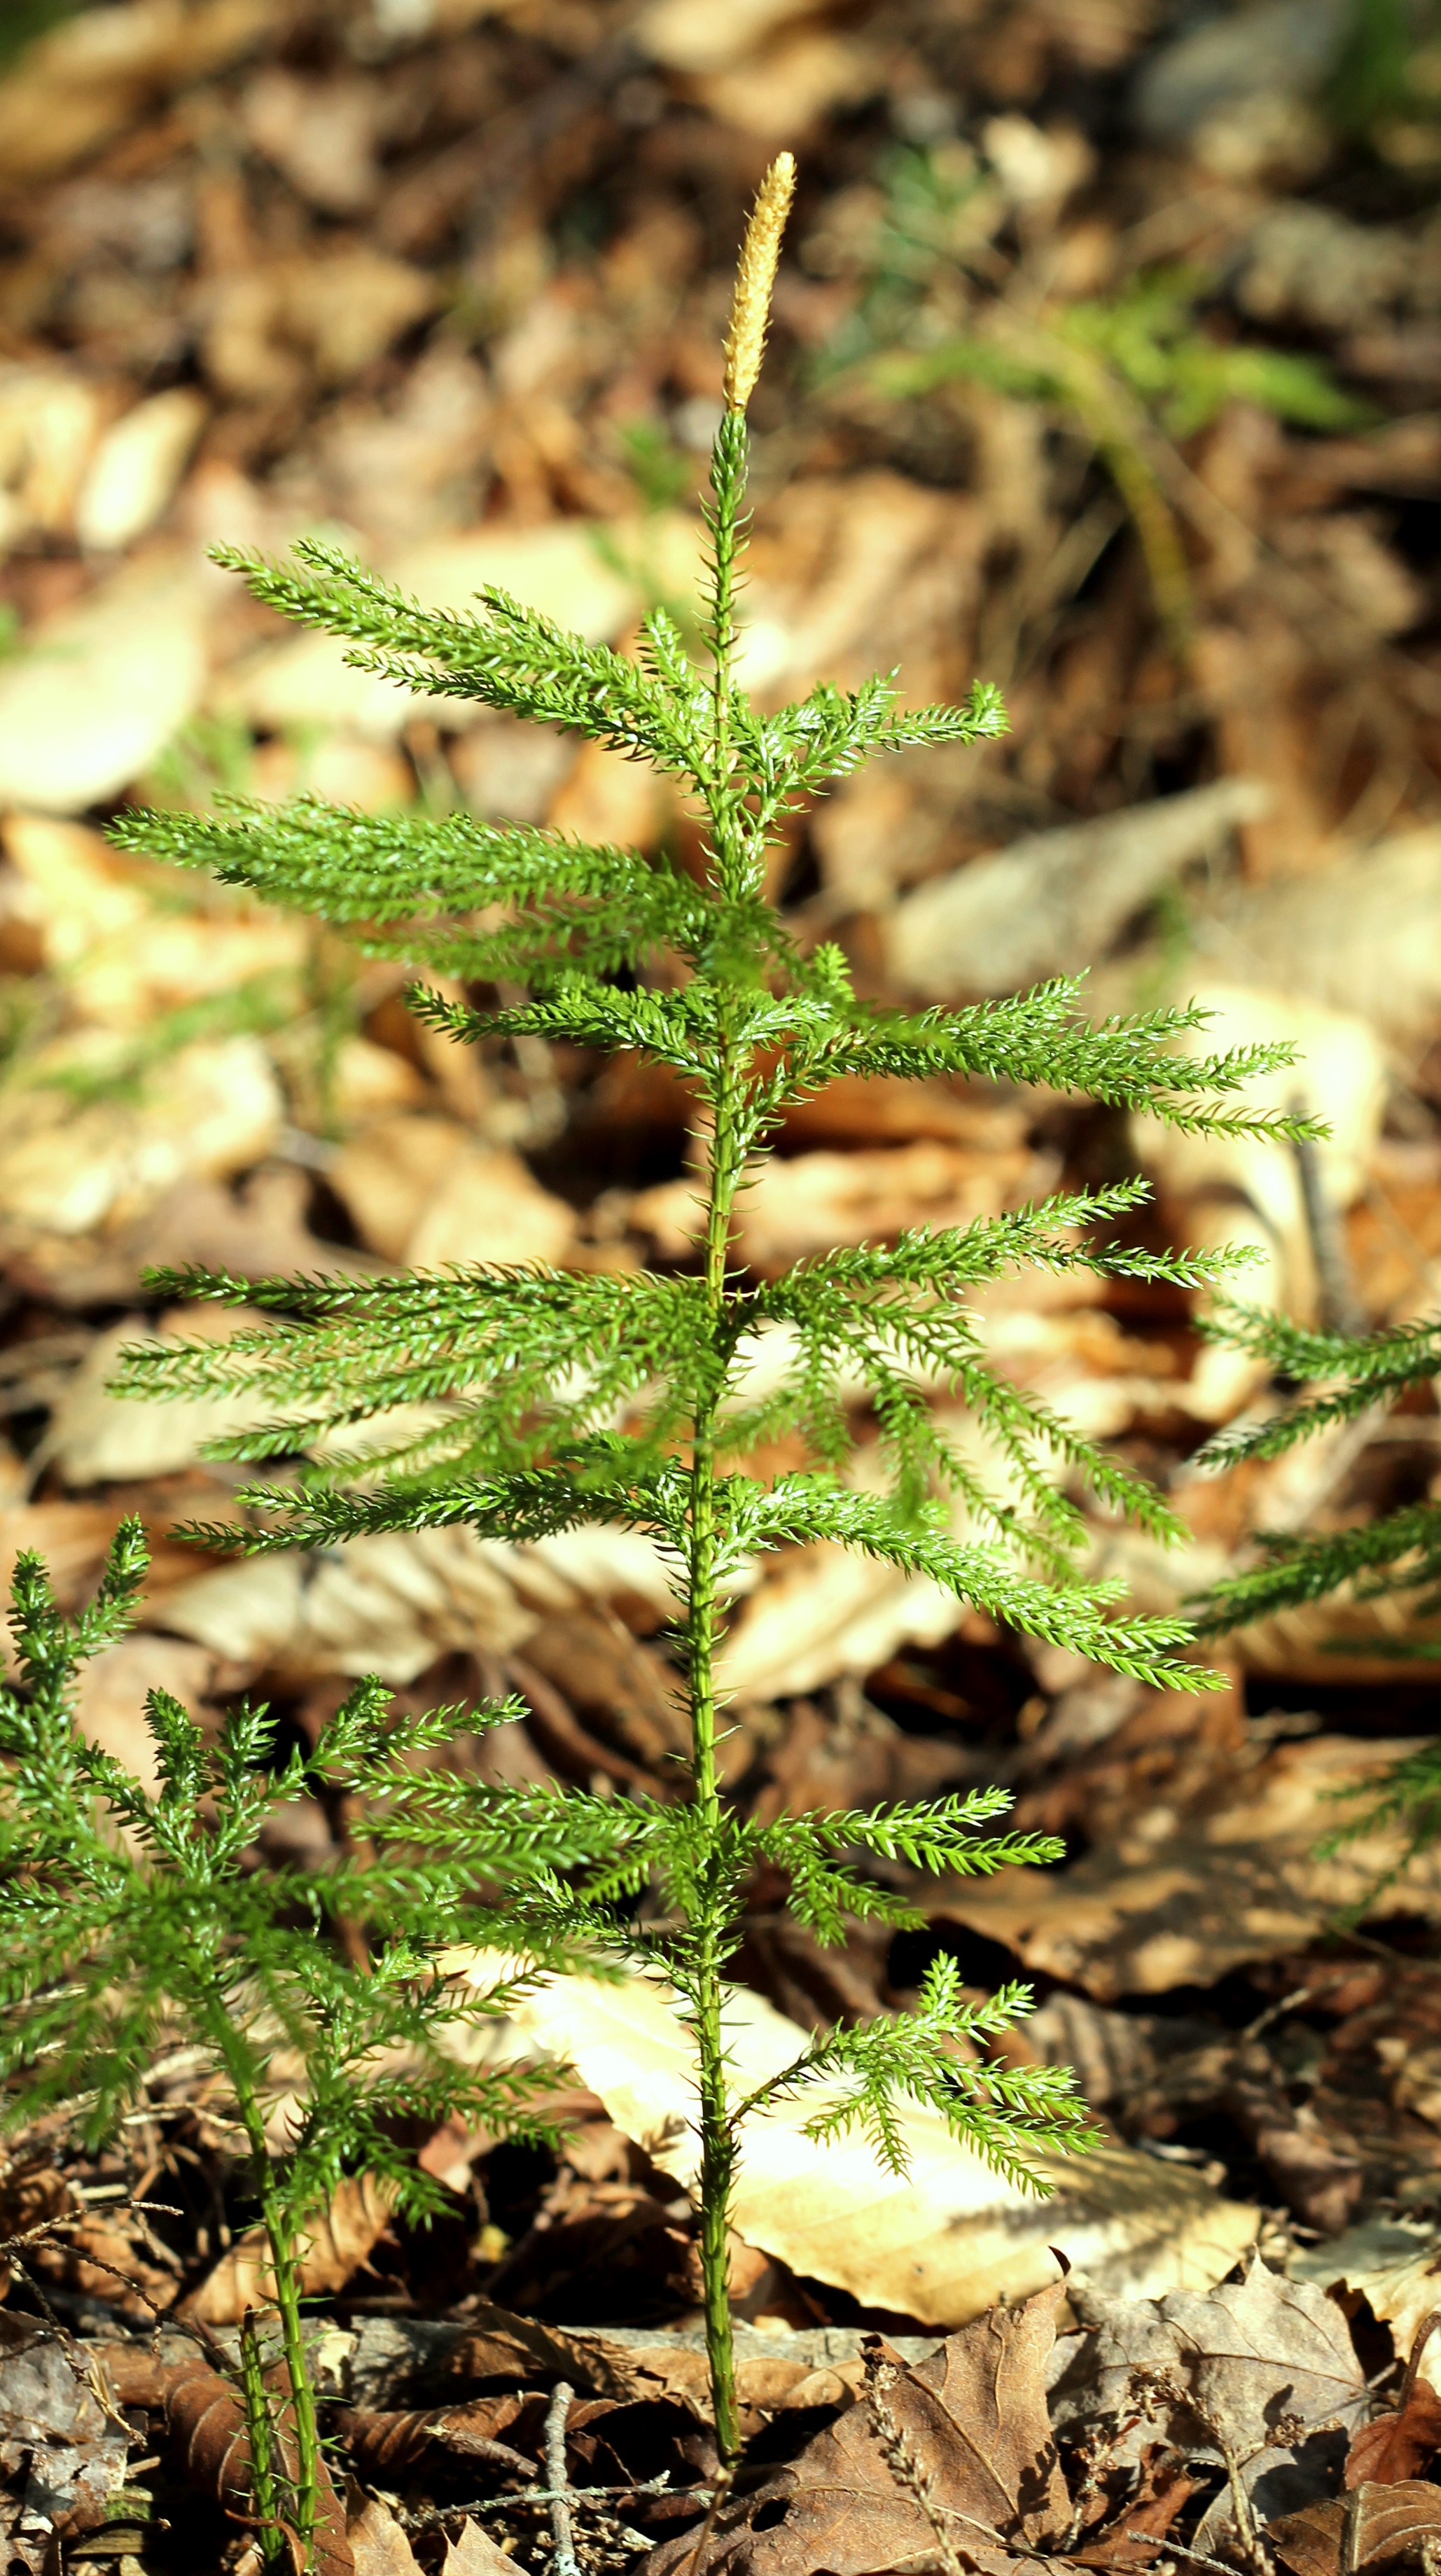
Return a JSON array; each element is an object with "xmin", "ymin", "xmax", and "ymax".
[
  {"xmin": 1197, "ymin": 1299, "xmax": 1441, "ymax": 1891},
  {"xmin": 0, "ymin": 1521, "xmax": 562, "ymax": 2572},
  {"xmin": 107, "ymin": 156, "xmax": 1315, "ymax": 2474}
]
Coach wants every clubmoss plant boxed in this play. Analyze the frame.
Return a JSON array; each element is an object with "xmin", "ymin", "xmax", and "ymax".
[
  {"xmin": 814, "ymin": 140, "xmax": 1367, "ymax": 645},
  {"xmin": 109, "ymin": 157, "xmax": 1314, "ymax": 2469},
  {"xmin": 0, "ymin": 1519, "xmax": 560, "ymax": 2570},
  {"xmin": 1197, "ymin": 1300, "xmax": 1441, "ymax": 1884}
]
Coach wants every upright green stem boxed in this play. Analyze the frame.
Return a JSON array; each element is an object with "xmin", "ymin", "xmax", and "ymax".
[
  {"xmin": 205, "ymin": 2005, "xmax": 321, "ymax": 2568},
  {"xmin": 687, "ymin": 405, "xmax": 751, "ymax": 2472}
]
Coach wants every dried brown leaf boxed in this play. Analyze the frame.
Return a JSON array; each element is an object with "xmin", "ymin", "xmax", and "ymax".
[
  {"xmin": 1052, "ymin": 2264, "xmax": 1368, "ymax": 2535},
  {"xmin": 0, "ymin": 2315, "xmax": 129, "ymax": 2544},
  {"xmin": 658, "ymin": 2288, "xmax": 1069, "ymax": 2576},
  {"xmin": 438, "ymin": 2523, "xmax": 519, "ymax": 2576},
  {"xmin": 1346, "ymin": 2319, "xmax": 1441, "ymax": 2486},
  {"xmin": 1271, "ymin": 2481, "xmax": 1441, "ymax": 2576},
  {"xmin": 347, "ymin": 2488, "xmax": 423, "ymax": 2576}
]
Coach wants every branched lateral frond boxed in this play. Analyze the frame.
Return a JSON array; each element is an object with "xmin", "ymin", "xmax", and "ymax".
[
  {"xmin": 1196, "ymin": 1298, "xmax": 1441, "ymax": 1470},
  {"xmin": 177, "ymin": 1442, "xmax": 699, "ymax": 1559},
  {"xmin": 749, "ymin": 1794, "xmax": 1064, "ymax": 1944},
  {"xmin": 726, "ymin": 1473, "xmax": 1219, "ymax": 1687},
  {"xmin": 730, "ymin": 1956, "xmax": 1099, "ymax": 2187},
  {"xmin": 816, "ymin": 986, "xmax": 1321, "ymax": 1139},
  {"xmin": 113, "ymin": 798, "xmax": 714, "ymax": 984},
  {"xmin": 113, "ymin": 1266, "xmax": 710, "ymax": 1465},
  {"xmin": 207, "ymin": 541, "xmax": 707, "ymax": 773},
  {"xmin": 1195, "ymin": 1500, "xmax": 1441, "ymax": 1635}
]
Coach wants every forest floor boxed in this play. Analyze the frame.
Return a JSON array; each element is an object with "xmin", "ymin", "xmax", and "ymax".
[{"xmin": 8, "ymin": 1, "xmax": 1441, "ymax": 2571}]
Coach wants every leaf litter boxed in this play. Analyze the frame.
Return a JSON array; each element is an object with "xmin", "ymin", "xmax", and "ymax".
[{"xmin": 6, "ymin": 0, "xmax": 1441, "ymax": 2565}]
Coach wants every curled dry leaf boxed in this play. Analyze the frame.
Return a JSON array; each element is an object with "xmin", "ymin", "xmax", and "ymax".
[
  {"xmin": 1326, "ymin": 2241, "xmax": 1441, "ymax": 2401},
  {"xmin": 347, "ymin": 2488, "xmax": 423, "ymax": 2576},
  {"xmin": 1344, "ymin": 2314, "xmax": 1441, "ymax": 2485},
  {"xmin": 0, "ymin": 0, "xmax": 286, "ymax": 183},
  {"xmin": 452, "ymin": 1960, "xmax": 1258, "ymax": 2324},
  {"xmin": 884, "ymin": 779, "xmax": 1271, "ymax": 1001},
  {"xmin": 340, "ymin": 2400, "xmax": 533, "ymax": 2481},
  {"xmin": 101, "ymin": 2342, "xmax": 352, "ymax": 2576},
  {"xmin": 0, "ymin": 1036, "xmax": 283, "ymax": 1241},
  {"xmin": 0, "ymin": 551, "xmax": 209, "ymax": 815},
  {"xmin": 1270, "ymin": 2481, "xmax": 1441, "ymax": 2576},
  {"xmin": 438, "ymin": 2522, "xmax": 520, "ymax": 2576},
  {"xmin": 0, "ymin": 813, "xmax": 302, "ymax": 1031}
]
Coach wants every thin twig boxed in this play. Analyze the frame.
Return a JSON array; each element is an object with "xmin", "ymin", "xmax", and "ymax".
[{"xmin": 545, "ymin": 2379, "xmax": 581, "ymax": 2576}]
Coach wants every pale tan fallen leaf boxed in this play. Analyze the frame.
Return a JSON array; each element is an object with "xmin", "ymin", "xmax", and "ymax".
[
  {"xmin": 885, "ymin": 781, "xmax": 1272, "ymax": 1001},
  {"xmin": 0, "ymin": 0, "xmax": 284, "ymax": 183},
  {"xmin": 1311, "ymin": 2236, "xmax": 1441, "ymax": 2395},
  {"xmin": 1179, "ymin": 823, "xmax": 1441, "ymax": 1049},
  {"xmin": 0, "ymin": 814, "xmax": 304, "ymax": 1028},
  {"xmin": 328, "ymin": 1115, "xmax": 576, "ymax": 1269},
  {"xmin": 546, "ymin": 737, "xmax": 674, "ymax": 851},
  {"xmin": 735, "ymin": 475, "xmax": 982, "ymax": 704},
  {"xmin": 716, "ymin": 1540, "xmax": 966, "ymax": 1701},
  {"xmin": 716, "ymin": 1407, "xmax": 1055, "ymax": 1699},
  {"xmin": 455, "ymin": 1961, "xmax": 1258, "ymax": 2324},
  {"xmin": 182, "ymin": 2174, "xmax": 398, "ymax": 2325},
  {"xmin": 633, "ymin": 0, "xmax": 818, "ymax": 74},
  {"xmin": 250, "ymin": 735, "xmax": 414, "ymax": 812},
  {"xmin": 939, "ymin": 1733, "xmax": 1441, "ymax": 1999},
  {"xmin": 695, "ymin": 31, "xmax": 884, "ymax": 139},
  {"xmin": 203, "ymin": 250, "xmax": 438, "ymax": 401},
  {"xmin": 242, "ymin": 67, "xmax": 382, "ymax": 216},
  {"xmin": 347, "ymin": 2491, "xmax": 423, "ymax": 2576},
  {"xmin": 158, "ymin": 1529, "xmax": 538, "ymax": 1685},
  {"xmin": 0, "ymin": 550, "xmax": 209, "ymax": 814},
  {"xmin": 1233, "ymin": 1591, "xmax": 1441, "ymax": 1683},
  {"xmin": 0, "ymin": 367, "xmax": 102, "ymax": 545},
  {"xmin": 157, "ymin": 1516, "xmax": 681, "ymax": 1687},
  {"xmin": 330, "ymin": 1114, "xmax": 474, "ymax": 1262},
  {"xmin": 450, "ymin": 713, "xmax": 576, "ymax": 822},
  {"xmin": 439, "ymin": 2522, "xmax": 517, "ymax": 2576},
  {"xmin": 632, "ymin": 1138, "xmax": 1050, "ymax": 1270},
  {"xmin": 74, "ymin": 389, "xmax": 207, "ymax": 552},
  {"xmin": 45, "ymin": 1316, "xmax": 270, "ymax": 1487},
  {"xmin": 408, "ymin": 1147, "xmax": 577, "ymax": 1272},
  {"xmin": 0, "ymin": 1501, "xmax": 128, "ymax": 1636},
  {"xmin": 0, "ymin": 1036, "xmax": 282, "ymax": 1237},
  {"xmin": 326, "ymin": 1038, "xmax": 428, "ymax": 1122}
]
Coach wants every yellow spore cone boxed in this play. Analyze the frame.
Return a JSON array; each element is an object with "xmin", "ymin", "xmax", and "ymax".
[{"xmin": 722, "ymin": 151, "xmax": 797, "ymax": 414}]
